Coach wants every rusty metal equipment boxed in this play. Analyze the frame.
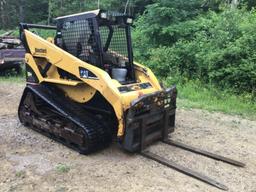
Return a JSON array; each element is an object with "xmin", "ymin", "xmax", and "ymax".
[{"xmin": 0, "ymin": 31, "xmax": 25, "ymax": 75}]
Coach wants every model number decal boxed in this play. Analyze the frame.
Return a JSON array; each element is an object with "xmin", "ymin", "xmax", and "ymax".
[{"xmin": 79, "ymin": 67, "xmax": 98, "ymax": 80}]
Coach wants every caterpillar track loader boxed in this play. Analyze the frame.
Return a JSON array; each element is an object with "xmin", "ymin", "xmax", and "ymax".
[
  {"xmin": 18, "ymin": 10, "xmax": 245, "ymax": 191},
  {"xmin": 19, "ymin": 10, "xmax": 177, "ymax": 153}
]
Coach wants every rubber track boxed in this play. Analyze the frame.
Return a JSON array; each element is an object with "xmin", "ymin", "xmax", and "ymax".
[{"xmin": 18, "ymin": 84, "xmax": 112, "ymax": 154}]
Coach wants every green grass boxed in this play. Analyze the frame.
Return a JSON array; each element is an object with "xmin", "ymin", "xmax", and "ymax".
[
  {"xmin": 0, "ymin": 76, "xmax": 25, "ymax": 84},
  {"xmin": 0, "ymin": 74, "xmax": 255, "ymax": 119},
  {"xmin": 15, "ymin": 170, "xmax": 25, "ymax": 178},
  {"xmin": 170, "ymin": 81, "xmax": 256, "ymax": 120},
  {"xmin": 0, "ymin": 29, "xmax": 18, "ymax": 36},
  {"xmin": 0, "ymin": 27, "xmax": 54, "ymax": 38},
  {"xmin": 56, "ymin": 164, "xmax": 71, "ymax": 173},
  {"xmin": 0, "ymin": 30, "xmax": 6, "ymax": 35}
]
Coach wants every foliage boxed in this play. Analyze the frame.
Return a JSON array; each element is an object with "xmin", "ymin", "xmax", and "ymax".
[
  {"xmin": 170, "ymin": 80, "xmax": 256, "ymax": 119},
  {"xmin": 134, "ymin": 3, "xmax": 256, "ymax": 97},
  {"xmin": 0, "ymin": 75, "xmax": 25, "ymax": 84},
  {"xmin": 15, "ymin": 170, "xmax": 26, "ymax": 178},
  {"xmin": 0, "ymin": 0, "xmax": 48, "ymax": 29},
  {"xmin": 133, "ymin": 0, "xmax": 203, "ymax": 52},
  {"xmin": 56, "ymin": 163, "xmax": 71, "ymax": 173},
  {"xmin": 49, "ymin": 0, "xmax": 150, "ymax": 18},
  {"xmin": 0, "ymin": 29, "xmax": 6, "ymax": 34},
  {"xmin": 0, "ymin": 0, "xmax": 151, "ymax": 29}
]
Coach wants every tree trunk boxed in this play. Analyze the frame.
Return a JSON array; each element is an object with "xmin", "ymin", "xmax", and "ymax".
[
  {"xmin": 0, "ymin": 0, "xmax": 6, "ymax": 28},
  {"xmin": 48, "ymin": 0, "xmax": 52, "ymax": 25},
  {"xmin": 19, "ymin": 0, "xmax": 25, "ymax": 22}
]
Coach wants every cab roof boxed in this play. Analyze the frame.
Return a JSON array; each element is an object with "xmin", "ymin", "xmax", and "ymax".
[{"xmin": 56, "ymin": 9, "xmax": 100, "ymax": 20}]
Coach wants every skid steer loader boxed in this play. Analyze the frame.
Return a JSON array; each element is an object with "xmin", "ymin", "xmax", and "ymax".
[
  {"xmin": 18, "ymin": 10, "xmax": 244, "ymax": 191},
  {"xmin": 19, "ymin": 9, "xmax": 177, "ymax": 153}
]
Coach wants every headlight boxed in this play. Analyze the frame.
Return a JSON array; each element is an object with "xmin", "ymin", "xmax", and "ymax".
[
  {"xmin": 0, "ymin": 59, "xmax": 4, "ymax": 64},
  {"xmin": 100, "ymin": 12, "xmax": 107, "ymax": 19},
  {"xmin": 126, "ymin": 18, "xmax": 133, "ymax": 24}
]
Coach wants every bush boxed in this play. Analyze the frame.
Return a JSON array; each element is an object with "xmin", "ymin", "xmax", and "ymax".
[{"xmin": 134, "ymin": 8, "xmax": 256, "ymax": 97}]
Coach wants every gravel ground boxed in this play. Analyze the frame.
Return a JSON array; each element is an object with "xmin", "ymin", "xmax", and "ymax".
[{"xmin": 0, "ymin": 83, "xmax": 255, "ymax": 192}]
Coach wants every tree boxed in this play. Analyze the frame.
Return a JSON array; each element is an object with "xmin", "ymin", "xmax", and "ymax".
[
  {"xmin": 0, "ymin": 0, "xmax": 6, "ymax": 28},
  {"xmin": 19, "ymin": 0, "xmax": 25, "ymax": 22},
  {"xmin": 48, "ymin": 0, "xmax": 52, "ymax": 25}
]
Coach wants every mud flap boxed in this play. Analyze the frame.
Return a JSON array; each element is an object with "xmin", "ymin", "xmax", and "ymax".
[{"xmin": 122, "ymin": 86, "xmax": 177, "ymax": 152}]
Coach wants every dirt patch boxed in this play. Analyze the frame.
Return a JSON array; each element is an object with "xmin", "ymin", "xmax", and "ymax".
[
  {"xmin": 0, "ymin": 83, "xmax": 255, "ymax": 192},
  {"xmin": 0, "ymin": 83, "xmax": 24, "ymax": 116}
]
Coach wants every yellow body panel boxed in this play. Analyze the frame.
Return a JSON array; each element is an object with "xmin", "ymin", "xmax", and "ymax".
[
  {"xmin": 58, "ymin": 84, "xmax": 96, "ymax": 103},
  {"xmin": 24, "ymin": 30, "xmax": 162, "ymax": 137}
]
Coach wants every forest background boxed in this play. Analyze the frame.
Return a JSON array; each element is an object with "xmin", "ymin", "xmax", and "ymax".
[{"xmin": 0, "ymin": 0, "xmax": 255, "ymax": 117}]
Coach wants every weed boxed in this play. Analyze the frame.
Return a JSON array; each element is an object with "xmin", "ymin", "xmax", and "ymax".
[
  {"xmin": 15, "ymin": 170, "xmax": 25, "ymax": 178},
  {"xmin": 0, "ymin": 76, "xmax": 25, "ymax": 84},
  {"xmin": 56, "ymin": 164, "xmax": 71, "ymax": 173}
]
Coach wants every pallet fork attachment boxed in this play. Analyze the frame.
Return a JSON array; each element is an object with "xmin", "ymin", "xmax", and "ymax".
[
  {"xmin": 140, "ymin": 138, "xmax": 245, "ymax": 191},
  {"xmin": 141, "ymin": 150, "xmax": 229, "ymax": 191},
  {"xmin": 163, "ymin": 139, "xmax": 245, "ymax": 167}
]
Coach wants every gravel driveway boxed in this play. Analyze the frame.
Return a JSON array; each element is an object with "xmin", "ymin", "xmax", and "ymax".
[{"xmin": 0, "ymin": 82, "xmax": 255, "ymax": 192}]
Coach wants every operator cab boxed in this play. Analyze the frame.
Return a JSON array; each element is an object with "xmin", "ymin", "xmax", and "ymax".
[{"xmin": 55, "ymin": 10, "xmax": 135, "ymax": 84}]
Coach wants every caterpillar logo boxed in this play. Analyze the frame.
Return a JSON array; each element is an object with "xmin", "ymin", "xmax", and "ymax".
[{"xmin": 35, "ymin": 48, "xmax": 47, "ymax": 54}]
